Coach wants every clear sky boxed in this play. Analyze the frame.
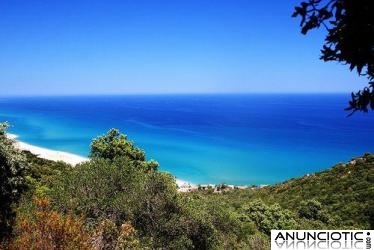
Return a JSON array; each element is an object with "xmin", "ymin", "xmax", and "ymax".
[{"xmin": 0, "ymin": 0, "xmax": 366, "ymax": 96}]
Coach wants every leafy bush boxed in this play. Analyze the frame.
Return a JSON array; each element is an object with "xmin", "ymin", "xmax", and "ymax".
[
  {"xmin": 243, "ymin": 200, "xmax": 296, "ymax": 235},
  {"xmin": 0, "ymin": 123, "xmax": 29, "ymax": 238},
  {"xmin": 298, "ymin": 199, "xmax": 331, "ymax": 223}
]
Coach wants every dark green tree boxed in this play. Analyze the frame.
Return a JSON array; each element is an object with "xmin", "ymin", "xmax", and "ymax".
[
  {"xmin": 292, "ymin": 0, "xmax": 374, "ymax": 115},
  {"xmin": 90, "ymin": 128, "xmax": 158, "ymax": 171},
  {"xmin": 90, "ymin": 128, "xmax": 146, "ymax": 161},
  {"xmin": 298, "ymin": 199, "xmax": 331, "ymax": 223},
  {"xmin": 0, "ymin": 123, "xmax": 29, "ymax": 238},
  {"xmin": 243, "ymin": 200, "xmax": 296, "ymax": 235}
]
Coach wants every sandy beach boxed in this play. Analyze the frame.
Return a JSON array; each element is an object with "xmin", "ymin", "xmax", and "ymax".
[{"xmin": 7, "ymin": 133, "xmax": 88, "ymax": 166}]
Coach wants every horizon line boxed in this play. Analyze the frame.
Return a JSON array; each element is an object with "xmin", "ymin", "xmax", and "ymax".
[{"xmin": 0, "ymin": 91, "xmax": 353, "ymax": 98}]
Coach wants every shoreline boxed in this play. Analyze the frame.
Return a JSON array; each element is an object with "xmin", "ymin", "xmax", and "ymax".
[
  {"xmin": 7, "ymin": 133, "xmax": 88, "ymax": 166},
  {"xmin": 7, "ymin": 133, "xmax": 196, "ymax": 190}
]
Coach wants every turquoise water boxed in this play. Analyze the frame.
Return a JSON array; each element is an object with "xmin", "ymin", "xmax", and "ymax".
[{"xmin": 1, "ymin": 94, "xmax": 373, "ymax": 185}]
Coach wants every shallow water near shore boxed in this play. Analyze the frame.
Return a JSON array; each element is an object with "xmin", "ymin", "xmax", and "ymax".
[{"xmin": 1, "ymin": 94, "xmax": 374, "ymax": 185}]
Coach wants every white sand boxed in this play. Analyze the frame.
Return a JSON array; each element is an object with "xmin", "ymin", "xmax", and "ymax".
[{"xmin": 7, "ymin": 133, "xmax": 88, "ymax": 165}]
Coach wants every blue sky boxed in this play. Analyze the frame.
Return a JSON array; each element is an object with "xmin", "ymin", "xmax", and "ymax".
[{"xmin": 0, "ymin": 0, "xmax": 366, "ymax": 95}]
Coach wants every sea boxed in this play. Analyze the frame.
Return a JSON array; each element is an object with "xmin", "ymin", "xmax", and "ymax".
[{"xmin": 1, "ymin": 94, "xmax": 373, "ymax": 185}]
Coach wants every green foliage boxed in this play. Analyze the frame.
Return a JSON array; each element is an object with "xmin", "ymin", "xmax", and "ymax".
[
  {"xmin": 292, "ymin": 0, "xmax": 374, "ymax": 114},
  {"xmin": 0, "ymin": 123, "xmax": 29, "ymax": 238},
  {"xmin": 51, "ymin": 156, "xmax": 222, "ymax": 249},
  {"xmin": 243, "ymin": 200, "xmax": 296, "ymax": 235},
  {"xmin": 52, "ymin": 157, "xmax": 151, "ymax": 222},
  {"xmin": 22, "ymin": 150, "xmax": 72, "ymax": 197},
  {"xmin": 181, "ymin": 193, "xmax": 253, "ymax": 248},
  {"xmin": 298, "ymin": 199, "xmax": 331, "ymax": 223},
  {"xmin": 90, "ymin": 128, "xmax": 146, "ymax": 162}
]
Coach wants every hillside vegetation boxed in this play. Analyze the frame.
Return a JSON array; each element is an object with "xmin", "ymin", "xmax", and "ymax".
[{"xmin": 0, "ymin": 124, "xmax": 373, "ymax": 249}]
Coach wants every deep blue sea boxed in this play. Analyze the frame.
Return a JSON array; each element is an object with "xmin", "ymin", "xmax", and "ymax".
[{"xmin": 1, "ymin": 94, "xmax": 373, "ymax": 185}]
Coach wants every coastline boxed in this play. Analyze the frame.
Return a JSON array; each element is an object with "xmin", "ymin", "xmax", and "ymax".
[
  {"xmin": 7, "ymin": 133, "xmax": 88, "ymax": 166},
  {"xmin": 6, "ymin": 133, "xmax": 195, "ymax": 190}
]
